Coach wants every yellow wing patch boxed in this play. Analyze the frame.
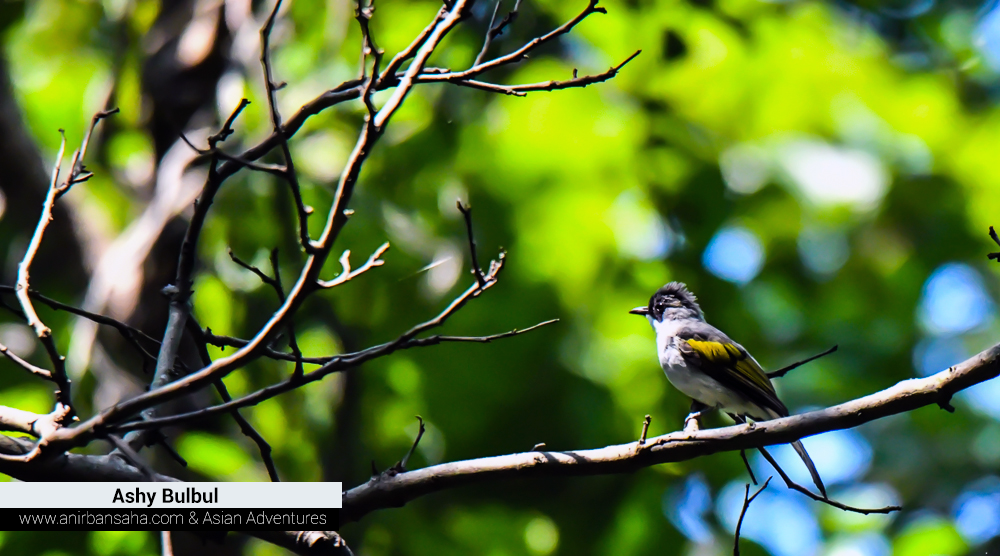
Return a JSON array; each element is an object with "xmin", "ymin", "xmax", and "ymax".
[{"xmin": 684, "ymin": 339, "xmax": 775, "ymax": 395}]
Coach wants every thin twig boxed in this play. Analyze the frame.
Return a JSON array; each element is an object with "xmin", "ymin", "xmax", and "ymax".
[
  {"xmin": 269, "ymin": 249, "xmax": 304, "ymax": 377},
  {"xmin": 357, "ymin": 0, "xmax": 384, "ymax": 130},
  {"xmin": 57, "ymin": 108, "xmax": 120, "ymax": 196},
  {"xmin": 228, "ymin": 248, "xmax": 280, "ymax": 290},
  {"xmin": 15, "ymin": 110, "xmax": 116, "ymax": 417},
  {"xmin": 0, "ymin": 285, "xmax": 159, "ymax": 363},
  {"xmin": 153, "ymin": 434, "xmax": 187, "ymax": 467},
  {"xmin": 989, "ymin": 226, "xmax": 1000, "ymax": 261},
  {"xmin": 0, "ymin": 343, "xmax": 51, "ymax": 378},
  {"xmin": 756, "ymin": 446, "xmax": 899, "ymax": 514},
  {"xmin": 199, "ymin": 330, "xmax": 328, "ymax": 364},
  {"xmin": 739, "ymin": 449, "xmax": 757, "ymax": 485},
  {"xmin": 183, "ymin": 316, "xmax": 281, "ymax": 482},
  {"xmin": 226, "ymin": 248, "xmax": 305, "ymax": 377},
  {"xmin": 435, "ymin": 50, "xmax": 641, "ymax": 95},
  {"xmin": 16, "ymin": 130, "xmax": 69, "ymax": 405},
  {"xmin": 456, "ymin": 201, "xmax": 486, "ymax": 288},
  {"xmin": 316, "ymin": 243, "xmax": 390, "ymax": 288},
  {"xmin": 214, "ymin": 379, "xmax": 280, "ymax": 482},
  {"xmin": 475, "ymin": 0, "xmax": 503, "ymax": 68},
  {"xmin": 202, "ymin": 318, "xmax": 558, "ymax": 363},
  {"xmin": 474, "ymin": 0, "xmax": 525, "ymax": 67},
  {"xmin": 734, "ymin": 477, "xmax": 771, "ymax": 556},
  {"xmin": 767, "ymin": 345, "xmax": 838, "ymax": 379},
  {"xmin": 208, "ymin": 99, "xmax": 250, "ymax": 150},
  {"xmin": 638, "ymin": 415, "xmax": 651, "ymax": 444},
  {"xmin": 260, "ymin": 0, "xmax": 313, "ymax": 252},
  {"xmin": 395, "ymin": 416, "xmax": 426, "ymax": 472},
  {"xmin": 429, "ymin": 0, "xmax": 606, "ymax": 82},
  {"xmin": 109, "ymin": 267, "xmax": 555, "ymax": 434},
  {"xmin": 378, "ymin": 8, "xmax": 448, "ymax": 86}
]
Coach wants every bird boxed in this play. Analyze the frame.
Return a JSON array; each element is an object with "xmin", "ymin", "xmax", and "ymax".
[{"xmin": 630, "ymin": 281, "xmax": 827, "ymax": 498}]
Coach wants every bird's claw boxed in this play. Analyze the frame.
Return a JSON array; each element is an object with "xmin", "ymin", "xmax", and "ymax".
[{"xmin": 683, "ymin": 412, "xmax": 703, "ymax": 432}]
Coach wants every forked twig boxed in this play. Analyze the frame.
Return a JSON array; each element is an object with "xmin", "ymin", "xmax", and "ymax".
[
  {"xmin": 15, "ymin": 108, "xmax": 117, "ymax": 418},
  {"xmin": 317, "ymin": 243, "xmax": 390, "ymax": 288},
  {"xmin": 474, "ymin": 0, "xmax": 522, "ymax": 66},
  {"xmin": 734, "ymin": 477, "xmax": 771, "ymax": 556}
]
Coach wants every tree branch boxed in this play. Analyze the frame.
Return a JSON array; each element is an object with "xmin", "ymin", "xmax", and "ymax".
[
  {"xmin": 107, "ymin": 261, "xmax": 552, "ymax": 434},
  {"xmin": 0, "ymin": 285, "xmax": 160, "ymax": 363},
  {"xmin": 247, "ymin": 531, "xmax": 354, "ymax": 556},
  {"xmin": 339, "ymin": 342, "xmax": 1000, "ymax": 523},
  {"xmin": 431, "ymin": 50, "xmax": 641, "ymax": 96},
  {"xmin": 316, "ymin": 243, "xmax": 390, "ymax": 289}
]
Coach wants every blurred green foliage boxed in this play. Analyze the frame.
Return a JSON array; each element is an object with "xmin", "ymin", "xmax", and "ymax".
[{"xmin": 2, "ymin": 0, "xmax": 1000, "ymax": 555}]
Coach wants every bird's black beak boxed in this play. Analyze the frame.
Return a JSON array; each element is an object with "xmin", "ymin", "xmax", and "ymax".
[{"xmin": 629, "ymin": 306, "xmax": 649, "ymax": 316}]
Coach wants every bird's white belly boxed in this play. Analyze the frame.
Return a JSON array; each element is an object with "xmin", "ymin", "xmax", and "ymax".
[{"xmin": 659, "ymin": 344, "xmax": 762, "ymax": 417}]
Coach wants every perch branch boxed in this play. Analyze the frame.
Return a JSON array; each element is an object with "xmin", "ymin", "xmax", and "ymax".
[{"xmin": 338, "ymin": 342, "xmax": 1000, "ymax": 523}]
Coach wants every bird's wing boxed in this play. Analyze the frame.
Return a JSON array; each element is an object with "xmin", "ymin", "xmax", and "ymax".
[{"xmin": 676, "ymin": 325, "xmax": 788, "ymax": 417}]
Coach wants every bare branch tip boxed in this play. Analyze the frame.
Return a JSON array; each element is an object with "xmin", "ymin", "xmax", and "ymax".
[
  {"xmin": 617, "ymin": 50, "xmax": 642, "ymax": 70},
  {"xmin": 97, "ymin": 107, "xmax": 120, "ymax": 119},
  {"xmin": 638, "ymin": 414, "xmax": 652, "ymax": 445}
]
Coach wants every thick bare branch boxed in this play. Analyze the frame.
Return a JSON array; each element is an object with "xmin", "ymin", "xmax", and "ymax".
[
  {"xmin": 247, "ymin": 531, "xmax": 354, "ymax": 556},
  {"xmin": 40, "ymin": 2, "xmax": 476, "ymax": 452},
  {"xmin": 122, "ymin": 99, "xmax": 249, "ymax": 452},
  {"xmin": 338, "ymin": 342, "xmax": 1000, "ymax": 523}
]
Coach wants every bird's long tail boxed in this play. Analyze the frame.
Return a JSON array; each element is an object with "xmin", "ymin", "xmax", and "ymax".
[
  {"xmin": 752, "ymin": 408, "xmax": 828, "ymax": 499},
  {"xmin": 791, "ymin": 440, "xmax": 827, "ymax": 499}
]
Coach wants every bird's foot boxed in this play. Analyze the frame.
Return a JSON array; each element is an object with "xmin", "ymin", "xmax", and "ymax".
[{"xmin": 683, "ymin": 411, "xmax": 704, "ymax": 433}]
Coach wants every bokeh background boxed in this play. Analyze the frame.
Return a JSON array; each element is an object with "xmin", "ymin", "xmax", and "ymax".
[{"xmin": 0, "ymin": 0, "xmax": 999, "ymax": 554}]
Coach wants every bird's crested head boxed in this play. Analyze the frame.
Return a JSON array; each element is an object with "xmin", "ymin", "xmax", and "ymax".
[{"xmin": 630, "ymin": 281, "xmax": 704, "ymax": 322}]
